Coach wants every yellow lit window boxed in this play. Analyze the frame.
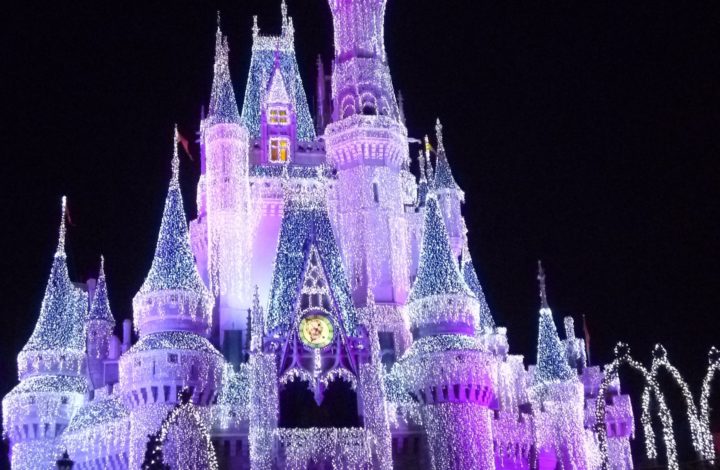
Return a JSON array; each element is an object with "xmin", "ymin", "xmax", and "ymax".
[
  {"xmin": 269, "ymin": 138, "xmax": 290, "ymax": 163},
  {"xmin": 268, "ymin": 107, "xmax": 289, "ymax": 125}
]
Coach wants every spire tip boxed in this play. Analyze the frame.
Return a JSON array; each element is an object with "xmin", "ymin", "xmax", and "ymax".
[{"xmin": 537, "ymin": 260, "xmax": 548, "ymax": 309}]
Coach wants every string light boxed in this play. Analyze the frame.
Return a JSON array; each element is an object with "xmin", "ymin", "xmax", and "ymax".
[
  {"xmin": 595, "ymin": 343, "xmax": 678, "ymax": 470},
  {"xmin": 651, "ymin": 343, "xmax": 715, "ymax": 460},
  {"xmin": 701, "ymin": 346, "xmax": 720, "ymax": 464}
]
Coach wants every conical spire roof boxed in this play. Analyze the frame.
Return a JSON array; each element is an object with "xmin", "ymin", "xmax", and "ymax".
[
  {"xmin": 21, "ymin": 197, "xmax": 87, "ymax": 353},
  {"xmin": 461, "ymin": 247, "xmax": 495, "ymax": 332},
  {"xmin": 433, "ymin": 119, "xmax": 461, "ymax": 191},
  {"xmin": 408, "ymin": 195, "xmax": 474, "ymax": 303},
  {"xmin": 137, "ymin": 128, "xmax": 209, "ymax": 298},
  {"xmin": 534, "ymin": 261, "xmax": 575, "ymax": 383},
  {"xmin": 207, "ymin": 16, "xmax": 241, "ymax": 125},
  {"xmin": 88, "ymin": 255, "xmax": 115, "ymax": 325}
]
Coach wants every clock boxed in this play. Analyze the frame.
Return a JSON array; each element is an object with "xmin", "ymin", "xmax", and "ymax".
[{"xmin": 299, "ymin": 315, "xmax": 334, "ymax": 349}]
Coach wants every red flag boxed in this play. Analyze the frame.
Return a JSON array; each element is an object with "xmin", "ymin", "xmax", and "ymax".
[
  {"xmin": 177, "ymin": 130, "xmax": 194, "ymax": 161},
  {"xmin": 583, "ymin": 314, "xmax": 591, "ymax": 366}
]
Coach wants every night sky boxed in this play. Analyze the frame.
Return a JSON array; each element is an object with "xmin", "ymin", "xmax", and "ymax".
[{"xmin": 2, "ymin": 0, "xmax": 720, "ymax": 465}]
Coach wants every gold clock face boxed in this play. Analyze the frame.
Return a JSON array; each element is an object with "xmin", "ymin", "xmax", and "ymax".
[{"xmin": 299, "ymin": 315, "xmax": 334, "ymax": 349}]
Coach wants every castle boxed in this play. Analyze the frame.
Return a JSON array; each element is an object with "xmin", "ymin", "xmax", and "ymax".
[{"xmin": 2, "ymin": 1, "xmax": 635, "ymax": 469}]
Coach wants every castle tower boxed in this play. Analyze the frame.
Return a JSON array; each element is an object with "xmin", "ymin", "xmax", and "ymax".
[
  {"xmin": 2, "ymin": 197, "xmax": 90, "ymax": 470},
  {"xmin": 120, "ymin": 129, "xmax": 224, "ymax": 469},
  {"xmin": 529, "ymin": 262, "xmax": 588, "ymax": 470},
  {"xmin": 432, "ymin": 119, "xmax": 466, "ymax": 259},
  {"xmin": 392, "ymin": 194, "xmax": 496, "ymax": 470},
  {"xmin": 200, "ymin": 19, "xmax": 253, "ymax": 346},
  {"xmin": 86, "ymin": 255, "xmax": 116, "ymax": 389},
  {"xmin": 324, "ymin": 0, "xmax": 410, "ymax": 305}
]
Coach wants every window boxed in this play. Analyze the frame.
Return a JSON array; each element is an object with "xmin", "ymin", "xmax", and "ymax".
[
  {"xmin": 372, "ymin": 182, "xmax": 380, "ymax": 203},
  {"xmin": 269, "ymin": 137, "xmax": 290, "ymax": 163},
  {"xmin": 268, "ymin": 107, "xmax": 289, "ymax": 125},
  {"xmin": 168, "ymin": 353, "xmax": 178, "ymax": 364}
]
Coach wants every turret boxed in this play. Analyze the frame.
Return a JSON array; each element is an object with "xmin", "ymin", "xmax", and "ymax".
[
  {"xmin": 392, "ymin": 194, "xmax": 495, "ymax": 469},
  {"xmin": 432, "ymin": 119, "xmax": 465, "ymax": 257},
  {"xmin": 121, "ymin": 129, "xmax": 224, "ymax": 468},
  {"xmin": 86, "ymin": 255, "xmax": 116, "ymax": 388},
  {"xmin": 2, "ymin": 197, "xmax": 90, "ymax": 469},
  {"xmin": 198, "ymin": 17, "xmax": 253, "ymax": 345},
  {"xmin": 529, "ymin": 261, "xmax": 588, "ymax": 470}
]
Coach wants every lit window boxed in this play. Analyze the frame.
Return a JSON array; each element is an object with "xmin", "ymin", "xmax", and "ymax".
[
  {"xmin": 269, "ymin": 138, "xmax": 290, "ymax": 163},
  {"xmin": 268, "ymin": 107, "xmax": 289, "ymax": 125}
]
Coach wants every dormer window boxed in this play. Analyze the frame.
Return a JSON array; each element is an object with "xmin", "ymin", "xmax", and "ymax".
[
  {"xmin": 268, "ymin": 107, "xmax": 289, "ymax": 125},
  {"xmin": 269, "ymin": 137, "xmax": 290, "ymax": 163}
]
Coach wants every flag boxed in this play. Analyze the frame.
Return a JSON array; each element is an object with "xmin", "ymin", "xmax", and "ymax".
[{"xmin": 177, "ymin": 130, "xmax": 194, "ymax": 161}]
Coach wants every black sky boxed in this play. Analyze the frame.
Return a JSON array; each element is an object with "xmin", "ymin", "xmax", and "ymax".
[{"xmin": 2, "ymin": 0, "xmax": 720, "ymax": 465}]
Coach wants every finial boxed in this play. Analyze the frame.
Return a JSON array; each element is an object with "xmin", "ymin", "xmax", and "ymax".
[
  {"xmin": 418, "ymin": 149, "xmax": 426, "ymax": 180},
  {"xmin": 252, "ymin": 16, "xmax": 259, "ymax": 37},
  {"xmin": 57, "ymin": 195, "xmax": 68, "ymax": 256},
  {"xmin": 537, "ymin": 260, "xmax": 549, "ymax": 309},
  {"xmin": 281, "ymin": 0, "xmax": 289, "ymax": 29},
  {"xmin": 424, "ymin": 135, "xmax": 434, "ymax": 180},
  {"xmin": 171, "ymin": 125, "xmax": 180, "ymax": 188},
  {"xmin": 216, "ymin": 10, "xmax": 221, "ymax": 29},
  {"xmin": 398, "ymin": 91, "xmax": 406, "ymax": 125},
  {"xmin": 99, "ymin": 254, "xmax": 106, "ymax": 280},
  {"xmin": 435, "ymin": 118, "xmax": 445, "ymax": 154}
]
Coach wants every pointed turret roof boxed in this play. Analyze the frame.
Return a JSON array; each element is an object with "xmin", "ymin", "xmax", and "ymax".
[
  {"xmin": 206, "ymin": 17, "xmax": 241, "ymax": 125},
  {"xmin": 433, "ymin": 119, "xmax": 461, "ymax": 191},
  {"xmin": 22, "ymin": 197, "xmax": 87, "ymax": 354},
  {"xmin": 534, "ymin": 261, "xmax": 575, "ymax": 384},
  {"xmin": 137, "ymin": 128, "xmax": 209, "ymax": 298},
  {"xmin": 267, "ymin": 197, "xmax": 357, "ymax": 336},
  {"xmin": 88, "ymin": 255, "xmax": 115, "ymax": 326},
  {"xmin": 416, "ymin": 150, "xmax": 428, "ymax": 209},
  {"xmin": 408, "ymin": 195, "xmax": 474, "ymax": 304},
  {"xmin": 461, "ymin": 247, "xmax": 495, "ymax": 332}
]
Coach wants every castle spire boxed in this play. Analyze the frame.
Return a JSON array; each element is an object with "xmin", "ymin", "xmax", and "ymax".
[
  {"xmin": 88, "ymin": 255, "xmax": 115, "ymax": 325},
  {"xmin": 133, "ymin": 128, "xmax": 213, "ymax": 335},
  {"xmin": 433, "ymin": 118, "xmax": 461, "ymax": 191},
  {"xmin": 19, "ymin": 196, "xmax": 87, "ymax": 374},
  {"xmin": 534, "ymin": 261, "xmax": 575, "ymax": 383},
  {"xmin": 408, "ymin": 195, "xmax": 473, "ymax": 304},
  {"xmin": 207, "ymin": 15, "xmax": 241, "ymax": 125}
]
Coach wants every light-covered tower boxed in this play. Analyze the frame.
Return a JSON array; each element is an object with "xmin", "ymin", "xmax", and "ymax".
[
  {"xmin": 2, "ymin": 197, "xmax": 89, "ymax": 470},
  {"xmin": 461, "ymin": 245, "xmax": 495, "ymax": 335},
  {"xmin": 86, "ymin": 255, "xmax": 116, "ymax": 389},
  {"xmin": 432, "ymin": 119, "xmax": 465, "ymax": 258},
  {"xmin": 324, "ymin": 0, "xmax": 410, "ymax": 305},
  {"xmin": 529, "ymin": 262, "xmax": 588, "ymax": 470},
  {"xmin": 392, "ymin": 194, "xmax": 496, "ymax": 470},
  {"xmin": 121, "ymin": 130, "xmax": 224, "ymax": 469},
  {"xmin": 201, "ymin": 18, "xmax": 252, "ymax": 344}
]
